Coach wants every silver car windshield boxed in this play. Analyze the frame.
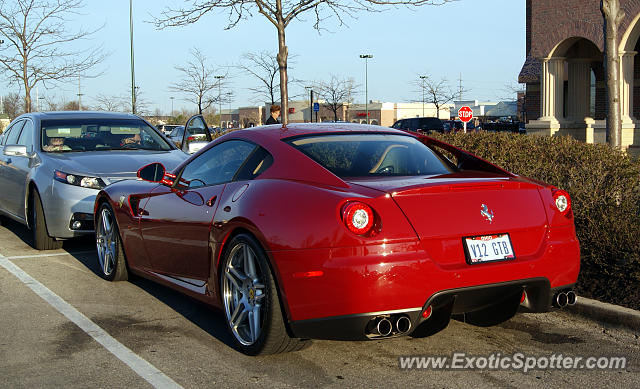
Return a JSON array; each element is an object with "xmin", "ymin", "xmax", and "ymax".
[{"xmin": 41, "ymin": 118, "xmax": 172, "ymax": 152}]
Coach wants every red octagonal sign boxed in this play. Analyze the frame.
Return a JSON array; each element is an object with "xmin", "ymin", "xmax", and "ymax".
[{"xmin": 458, "ymin": 106, "xmax": 473, "ymax": 122}]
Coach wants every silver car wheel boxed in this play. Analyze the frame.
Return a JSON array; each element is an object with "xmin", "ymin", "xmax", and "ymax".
[
  {"xmin": 96, "ymin": 208, "xmax": 117, "ymax": 276},
  {"xmin": 222, "ymin": 243, "xmax": 266, "ymax": 346}
]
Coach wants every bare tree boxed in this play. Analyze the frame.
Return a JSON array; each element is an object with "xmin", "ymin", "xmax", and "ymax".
[
  {"xmin": 2, "ymin": 93, "xmax": 23, "ymax": 119},
  {"xmin": 316, "ymin": 75, "xmax": 358, "ymax": 122},
  {"xmin": 62, "ymin": 100, "xmax": 79, "ymax": 111},
  {"xmin": 93, "ymin": 94, "xmax": 123, "ymax": 112},
  {"xmin": 42, "ymin": 95, "xmax": 60, "ymax": 111},
  {"xmin": 170, "ymin": 48, "xmax": 232, "ymax": 114},
  {"xmin": 601, "ymin": 0, "xmax": 624, "ymax": 148},
  {"xmin": 239, "ymin": 51, "xmax": 281, "ymax": 105},
  {"xmin": 414, "ymin": 76, "xmax": 461, "ymax": 118},
  {"xmin": 121, "ymin": 85, "xmax": 150, "ymax": 116},
  {"xmin": 238, "ymin": 51, "xmax": 302, "ymax": 105},
  {"xmin": 0, "ymin": 0, "xmax": 107, "ymax": 113},
  {"xmin": 154, "ymin": 0, "xmax": 454, "ymax": 125}
]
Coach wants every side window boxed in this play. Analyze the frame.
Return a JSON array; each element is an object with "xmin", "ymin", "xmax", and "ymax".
[
  {"xmin": 179, "ymin": 140, "xmax": 257, "ymax": 188},
  {"xmin": 17, "ymin": 120, "xmax": 34, "ymax": 149},
  {"xmin": 187, "ymin": 116, "xmax": 207, "ymax": 132},
  {"xmin": 234, "ymin": 147, "xmax": 274, "ymax": 181},
  {"xmin": 4, "ymin": 120, "xmax": 25, "ymax": 145}
]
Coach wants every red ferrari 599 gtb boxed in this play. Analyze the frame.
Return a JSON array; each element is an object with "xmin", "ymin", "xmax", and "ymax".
[{"xmin": 94, "ymin": 124, "xmax": 580, "ymax": 355}]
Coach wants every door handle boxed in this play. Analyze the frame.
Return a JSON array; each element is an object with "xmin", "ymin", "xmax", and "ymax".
[{"xmin": 206, "ymin": 195, "xmax": 217, "ymax": 207}]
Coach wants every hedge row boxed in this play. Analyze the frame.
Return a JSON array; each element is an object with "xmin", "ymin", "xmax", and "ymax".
[{"xmin": 431, "ymin": 132, "xmax": 640, "ymax": 310}]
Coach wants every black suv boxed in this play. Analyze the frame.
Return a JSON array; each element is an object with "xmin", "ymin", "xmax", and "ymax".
[{"xmin": 391, "ymin": 117, "xmax": 444, "ymax": 134}]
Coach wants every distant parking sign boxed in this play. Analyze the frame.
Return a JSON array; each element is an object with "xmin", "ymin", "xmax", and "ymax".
[{"xmin": 313, "ymin": 102, "xmax": 320, "ymax": 112}]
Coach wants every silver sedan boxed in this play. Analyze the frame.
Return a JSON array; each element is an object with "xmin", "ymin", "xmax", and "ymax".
[{"xmin": 0, "ymin": 111, "xmax": 187, "ymax": 250}]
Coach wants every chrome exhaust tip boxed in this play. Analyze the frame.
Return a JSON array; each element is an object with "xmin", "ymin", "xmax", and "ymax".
[
  {"xmin": 554, "ymin": 292, "xmax": 568, "ymax": 308},
  {"xmin": 376, "ymin": 318, "xmax": 393, "ymax": 337},
  {"xmin": 566, "ymin": 290, "xmax": 577, "ymax": 305},
  {"xmin": 396, "ymin": 316, "xmax": 412, "ymax": 334}
]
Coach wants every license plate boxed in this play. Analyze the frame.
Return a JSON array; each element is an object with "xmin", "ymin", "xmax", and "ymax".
[{"xmin": 464, "ymin": 234, "xmax": 515, "ymax": 264}]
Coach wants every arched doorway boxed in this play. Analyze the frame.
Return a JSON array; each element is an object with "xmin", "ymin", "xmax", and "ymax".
[{"xmin": 528, "ymin": 37, "xmax": 604, "ymax": 142}]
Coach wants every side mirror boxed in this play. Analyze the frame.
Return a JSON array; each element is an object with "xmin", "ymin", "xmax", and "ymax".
[
  {"xmin": 137, "ymin": 162, "xmax": 165, "ymax": 183},
  {"xmin": 3, "ymin": 145, "xmax": 29, "ymax": 157}
]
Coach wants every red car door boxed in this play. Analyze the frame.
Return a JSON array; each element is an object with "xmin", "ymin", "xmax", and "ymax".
[
  {"xmin": 139, "ymin": 183, "xmax": 224, "ymax": 281},
  {"xmin": 139, "ymin": 139, "xmax": 259, "ymax": 281}
]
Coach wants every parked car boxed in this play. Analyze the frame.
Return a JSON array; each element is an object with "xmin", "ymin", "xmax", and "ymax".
[
  {"xmin": 156, "ymin": 124, "xmax": 181, "ymax": 136},
  {"xmin": 168, "ymin": 115, "xmax": 214, "ymax": 154},
  {"xmin": 442, "ymin": 120, "xmax": 475, "ymax": 132},
  {"xmin": 391, "ymin": 117, "xmax": 444, "ymax": 134},
  {"xmin": 94, "ymin": 123, "xmax": 580, "ymax": 355},
  {"xmin": 0, "ymin": 111, "xmax": 187, "ymax": 250}
]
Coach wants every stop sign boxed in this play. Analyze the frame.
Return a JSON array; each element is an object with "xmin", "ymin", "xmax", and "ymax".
[{"xmin": 458, "ymin": 106, "xmax": 473, "ymax": 123}]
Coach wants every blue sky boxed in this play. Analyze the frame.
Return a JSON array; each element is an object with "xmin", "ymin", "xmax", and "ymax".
[{"xmin": 4, "ymin": 0, "xmax": 525, "ymax": 113}]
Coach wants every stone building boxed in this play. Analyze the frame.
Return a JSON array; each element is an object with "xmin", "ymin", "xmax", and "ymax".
[{"xmin": 520, "ymin": 0, "xmax": 640, "ymax": 154}]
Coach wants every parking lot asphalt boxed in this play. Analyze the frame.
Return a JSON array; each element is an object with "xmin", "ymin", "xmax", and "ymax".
[{"xmin": 0, "ymin": 218, "xmax": 639, "ymax": 388}]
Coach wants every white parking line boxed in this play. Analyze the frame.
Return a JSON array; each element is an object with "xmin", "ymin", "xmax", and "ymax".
[
  {"xmin": 0, "ymin": 254, "xmax": 183, "ymax": 389},
  {"xmin": 6, "ymin": 250, "xmax": 96, "ymax": 260}
]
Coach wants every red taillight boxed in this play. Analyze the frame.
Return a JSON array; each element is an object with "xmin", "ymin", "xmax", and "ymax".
[
  {"xmin": 552, "ymin": 189, "xmax": 572, "ymax": 216},
  {"xmin": 521, "ymin": 291, "xmax": 527, "ymax": 304},
  {"xmin": 341, "ymin": 202, "xmax": 374, "ymax": 235},
  {"xmin": 187, "ymin": 136, "xmax": 195, "ymax": 141},
  {"xmin": 422, "ymin": 305, "xmax": 433, "ymax": 319}
]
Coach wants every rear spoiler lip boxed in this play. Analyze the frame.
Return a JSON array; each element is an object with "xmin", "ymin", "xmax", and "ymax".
[{"xmin": 411, "ymin": 131, "xmax": 517, "ymax": 178}]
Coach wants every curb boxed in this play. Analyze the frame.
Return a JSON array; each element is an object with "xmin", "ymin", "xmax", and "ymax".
[{"xmin": 565, "ymin": 296, "xmax": 640, "ymax": 332}]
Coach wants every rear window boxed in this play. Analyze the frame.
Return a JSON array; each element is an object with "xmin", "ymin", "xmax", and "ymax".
[{"xmin": 288, "ymin": 133, "xmax": 454, "ymax": 177}]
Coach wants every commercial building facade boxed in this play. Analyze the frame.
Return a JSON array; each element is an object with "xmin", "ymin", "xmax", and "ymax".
[{"xmin": 520, "ymin": 0, "xmax": 640, "ymax": 154}]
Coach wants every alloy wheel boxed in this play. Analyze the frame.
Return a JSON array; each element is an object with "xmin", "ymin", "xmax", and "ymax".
[
  {"xmin": 96, "ymin": 208, "xmax": 116, "ymax": 276},
  {"xmin": 222, "ymin": 243, "xmax": 267, "ymax": 346}
]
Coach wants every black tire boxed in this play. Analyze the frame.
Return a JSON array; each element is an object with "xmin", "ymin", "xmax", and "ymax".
[
  {"xmin": 220, "ymin": 234, "xmax": 309, "ymax": 355},
  {"xmin": 30, "ymin": 190, "xmax": 63, "ymax": 250},
  {"xmin": 95, "ymin": 203, "xmax": 128, "ymax": 281}
]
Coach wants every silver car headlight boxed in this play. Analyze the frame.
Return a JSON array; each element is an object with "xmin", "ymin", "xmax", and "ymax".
[{"xmin": 54, "ymin": 170, "xmax": 105, "ymax": 189}]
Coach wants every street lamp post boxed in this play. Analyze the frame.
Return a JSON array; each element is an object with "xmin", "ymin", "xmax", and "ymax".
[
  {"xmin": 170, "ymin": 96, "xmax": 174, "ymax": 117},
  {"xmin": 215, "ymin": 75, "xmax": 224, "ymax": 127},
  {"xmin": 359, "ymin": 54, "xmax": 373, "ymax": 124},
  {"xmin": 419, "ymin": 75, "xmax": 427, "ymax": 117},
  {"xmin": 129, "ymin": 0, "xmax": 136, "ymax": 114}
]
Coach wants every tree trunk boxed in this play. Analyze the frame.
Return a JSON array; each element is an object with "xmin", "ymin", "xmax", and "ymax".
[
  {"xmin": 601, "ymin": 0, "xmax": 625, "ymax": 148},
  {"xmin": 24, "ymin": 86, "xmax": 32, "ymax": 113},
  {"xmin": 276, "ymin": 17, "xmax": 289, "ymax": 125},
  {"xmin": 23, "ymin": 59, "xmax": 31, "ymax": 112}
]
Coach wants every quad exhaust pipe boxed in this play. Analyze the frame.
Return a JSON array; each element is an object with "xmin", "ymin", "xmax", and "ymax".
[
  {"xmin": 396, "ymin": 316, "xmax": 412, "ymax": 333},
  {"xmin": 554, "ymin": 290, "xmax": 577, "ymax": 308},
  {"xmin": 367, "ymin": 315, "xmax": 412, "ymax": 338},
  {"xmin": 375, "ymin": 318, "xmax": 393, "ymax": 337}
]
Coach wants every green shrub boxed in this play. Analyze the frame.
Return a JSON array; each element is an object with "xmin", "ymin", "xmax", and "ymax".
[{"xmin": 431, "ymin": 132, "xmax": 640, "ymax": 310}]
